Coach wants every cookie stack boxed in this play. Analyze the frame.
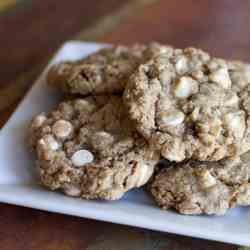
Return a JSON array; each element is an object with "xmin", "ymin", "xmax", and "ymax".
[{"xmin": 29, "ymin": 43, "xmax": 250, "ymax": 215}]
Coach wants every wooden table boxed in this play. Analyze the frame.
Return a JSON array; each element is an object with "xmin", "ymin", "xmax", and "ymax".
[{"xmin": 1, "ymin": 1, "xmax": 249, "ymax": 249}]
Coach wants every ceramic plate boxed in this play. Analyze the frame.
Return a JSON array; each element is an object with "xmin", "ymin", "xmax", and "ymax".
[{"xmin": 0, "ymin": 41, "xmax": 250, "ymax": 246}]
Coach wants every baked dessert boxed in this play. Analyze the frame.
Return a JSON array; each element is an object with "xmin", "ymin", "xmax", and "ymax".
[
  {"xmin": 47, "ymin": 43, "xmax": 173, "ymax": 95},
  {"xmin": 124, "ymin": 48, "xmax": 250, "ymax": 162},
  {"xmin": 29, "ymin": 95, "xmax": 159, "ymax": 200},
  {"xmin": 150, "ymin": 151, "xmax": 250, "ymax": 215}
]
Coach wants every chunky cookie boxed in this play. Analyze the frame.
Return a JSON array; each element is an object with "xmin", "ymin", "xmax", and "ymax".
[
  {"xmin": 30, "ymin": 96, "xmax": 159, "ymax": 200},
  {"xmin": 124, "ymin": 48, "xmax": 250, "ymax": 162},
  {"xmin": 150, "ymin": 151, "xmax": 250, "ymax": 215},
  {"xmin": 47, "ymin": 43, "xmax": 173, "ymax": 95}
]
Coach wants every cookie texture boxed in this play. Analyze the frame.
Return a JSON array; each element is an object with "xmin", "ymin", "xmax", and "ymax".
[
  {"xmin": 30, "ymin": 96, "xmax": 159, "ymax": 200},
  {"xmin": 150, "ymin": 151, "xmax": 250, "ymax": 215},
  {"xmin": 47, "ymin": 43, "xmax": 172, "ymax": 95},
  {"xmin": 228, "ymin": 60, "xmax": 250, "ymax": 92},
  {"xmin": 124, "ymin": 48, "xmax": 250, "ymax": 162}
]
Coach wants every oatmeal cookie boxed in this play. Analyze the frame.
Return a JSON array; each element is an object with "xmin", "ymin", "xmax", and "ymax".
[
  {"xmin": 29, "ymin": 95, "xmax": 159, "ymax": 200},
  {"xmin": 47, "ymin": 43, "xmax": 173, "ymax": 95},
  {"xmin": 150, "ymin": 151, "xmax": 250, "ymax": 215},
  {"xmin": 124, "ymin": 48, "xmax": 250, "ymax": 162}
]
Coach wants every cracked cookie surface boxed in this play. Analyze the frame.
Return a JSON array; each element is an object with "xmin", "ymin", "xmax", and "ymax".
[
  {"xmin": 29, "ymin": 95, "xmax": 159, "ymax": 200},
  {"xmin": 124, "ymin": 48, "xmax": 250, "ymax": 162},
  {"xmin": 149, "ymin": 151, "xmax": 250, "ymax": 215},
  {"xmin": 47, "ymin": 43, "xmax": 172, "ymax": 95}
]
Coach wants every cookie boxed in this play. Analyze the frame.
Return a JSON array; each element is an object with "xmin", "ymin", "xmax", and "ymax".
[
  {"xmin": 30, "ymin": 95, "xmax": 159, "ymax": 200},
  {"xmin": 150, "ymin": 151, "xmax": 250, "ymax": 215},
  {"xmin": 47, "ymin": 43, "xmax": 173, "ymax": 95},
  {"xmin": 124, "ymin": 47, "xmax": 250, "ymax": 162}
]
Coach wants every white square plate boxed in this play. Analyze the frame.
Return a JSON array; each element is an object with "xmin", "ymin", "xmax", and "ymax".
[{"xmin": 0, "ymin": 41, "xmax": 250, "ymax": 246}]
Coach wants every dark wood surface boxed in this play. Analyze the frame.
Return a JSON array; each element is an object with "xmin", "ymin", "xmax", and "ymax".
[{"xmin": 1, "ymin": 0, "xmax": 250, "ymax": 249}]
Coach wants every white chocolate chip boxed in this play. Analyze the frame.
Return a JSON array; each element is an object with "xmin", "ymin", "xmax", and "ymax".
[
  {"xmin": 207, "ymin": 58, "xmax": 228, "ymax": 72},
  {"xmin": 190, "ymin": 107, "xmax": 200, "ymax": 121},
  {"xmin": 161, "ymin": 138, "xmax": 186, "ymax": 162},
  {"xmin": 71, "ymin": 149, "xmax": 94, "ymax": 167},
  {"xmin": 224, "ymin": 92, "xmax": 239, "ymax": 107},
  {"xmin": 175, "ymin": 56, "xmax": 188, "ymax": 74},
  {"xmin": 63, "ymin": 184, "xmax": 81, "ymax": 197},
  {"xmin": 198, "ymin": 170, "xmax": 217, "ymax": 189},
  {"xmin": 173, "ymin": 76, "xmax": 198, "ymax": 98},
  {"xmin": 160, "ymin": 110, "xmax": 185, "ymax": 126},
  {"xmin": 191, "ymin": 70, "xmax": 205, "ymax": 81},
  {"xmin": 209, "ymin": 68, "xmax": 231, "ymax": 89},
  {"xmin": 245, "ymin": 64, "xmax": 250, "ymax": 74},
  {"xmin": 224, "ymin": 111, "xmax": 245, "ymax": 138},
  {"xmin": 52, "ymin": 120, "xmax": 73, "ymax": 138},
  {"xmin": 38, "ymin": 135, "xmax": 59, "ymax": 151},
  {"xmin": 157, "ymin": 46, "xmax": 173, "ymax": 55},
  {"xmin": 224, "ymin": 112, "xmax": 243, "ymax": 129},
  {"xmin": 32, "ymin": 115, "xmax": 46, "ymax": 128},
  {"xmin": 207, "ymin": 60, "xmax": 220, "ymax": 71}
]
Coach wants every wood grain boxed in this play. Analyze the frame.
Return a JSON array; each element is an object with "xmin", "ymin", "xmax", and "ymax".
[
  {"xmin": 0, "ymin": 204, "xmax": 236, "ymax": 250},
  {"xmin": 100, "ymin": 0, "xmax": 250, "ymax": 62},
  {"xmin": 0, "ymin": 0, "xmax": 126, "ymax": 85},
  {"xmin": 0, "ymin": 0, "xmax": 17, "ymax": 12}
]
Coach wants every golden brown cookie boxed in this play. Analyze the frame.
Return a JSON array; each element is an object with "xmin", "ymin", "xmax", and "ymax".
[
  {"xmin": 124, "ymin": 48, "xmax": 250, "ymax": 162},
  {"xmin": 30, "ymin": 95, "xmax": 159, "ymax": 200},
  {"xmin": 150, "ymin": 151, "xmax": 250, "ymax": 215},
  {"xmin": 47, "ymin": 43, "xmax": 173, "ymax": 95}
]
